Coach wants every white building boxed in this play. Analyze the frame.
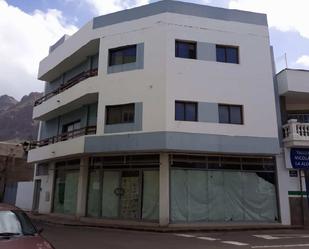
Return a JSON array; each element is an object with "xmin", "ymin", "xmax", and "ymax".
[
  {"xmin": 277, "ymin": 69, "xmax": 309, "ymax": 226},
  {"xmin": 28, "ymin": 0, "xmax": 306, "ymax": 227}
]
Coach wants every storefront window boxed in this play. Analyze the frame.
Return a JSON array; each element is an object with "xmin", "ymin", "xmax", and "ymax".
[
  {"xmin": 142, "ymin": 171, "xmax": 159, "ymax": 220},
  {"xmin": 170, "ymin": 155, "xmax": 278, "ymax": 223},
  {"xmin": 53, "ymin": 161, "xmax": 79, "ymax": 215},
  {"xmin": 102, "ymin": 171, "xmax": 120, "ymax": 218},
  {"xmin": 87, "ymin": 156, "xmax": 159, "ymax": 221},
  {"xmin": 87, "ymin": 169, "xmax": 100, "ymax": 217}
]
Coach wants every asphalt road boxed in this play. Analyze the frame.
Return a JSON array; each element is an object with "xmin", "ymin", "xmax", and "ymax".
[{"xmin": 37, "ymin": 222, "xmax": 309, "ymax": 249}]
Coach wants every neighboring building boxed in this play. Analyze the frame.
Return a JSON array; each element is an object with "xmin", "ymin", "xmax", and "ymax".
[
  {"xmin": 0, "ymin": 142, "xmax": 34, "ymax": 206},
  {"xmin": 28, "ymin": 0, "xmax": 301, "ymax": 227},
  {"xmin": 277, "ymin": 69, "xmax": 309, "ymax": 226}
]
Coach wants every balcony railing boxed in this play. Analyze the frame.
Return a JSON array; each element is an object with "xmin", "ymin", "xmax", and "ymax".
[
  {"xmin": 28, "ymin": 126, "xmax": 96, "ymax": 150},
  {"xmin": 283, "ymin": 119, "xmax": 309, "ymax": 141},
  {"xmin": 34, "ymin": 68, "xmax": 98, "ymax": 106}
]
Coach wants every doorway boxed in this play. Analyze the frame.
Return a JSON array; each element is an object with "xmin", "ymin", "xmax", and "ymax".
[
  {"xmin": 87, "ymin": 167, "xmax": 159, "ymax": 221},
  {"xmin": 119, "ymin": 171, "xmax": 140, "ymax": 219},
  {"xmin": 32, "ymin": 179, "xmax": 41, "ymax": 212}
]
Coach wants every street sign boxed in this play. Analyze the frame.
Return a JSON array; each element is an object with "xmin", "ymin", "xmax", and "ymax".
[
  {"xmin": 289, "ymin": 170, "xmax": 298, "ymax": 177},
  {"xmin": 290, "ymin": 148, "xmax": 309, "ymax": 169}
]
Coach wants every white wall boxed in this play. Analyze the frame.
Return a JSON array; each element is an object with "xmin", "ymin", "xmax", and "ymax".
[
  {"xmin": 38, "ymin": 11, "xmax": 278, "ymax": 140},
  {"xmin": 34, "ymin": 164, "xmax": 55, "ymax": 214},
  {"xmin": 165, "ymin": 14, "xmax": 278, "ymax": 138},
  {"xmin": 15, "ymin": 181, "xmax": 34, "ymax": 211},
  {"xmin": 278, "ymin": 70, "xmax": 309, "ymax": 96}
]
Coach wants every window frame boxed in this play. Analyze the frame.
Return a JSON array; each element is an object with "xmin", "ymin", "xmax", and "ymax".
[
  {"xmin": 175, "ymin": 40, "xmax": 197, "ymax": 60},
  {"xmin": 216, "ymin": 45, "xmax": 239, "ymax": 64},
  {"xmin": 105, "ymin": 103, "xmax": 135, "ymax": 125},
  {"xmin": 62, "ymin": 120, "xmax": 81, "ymax": 133},
  {"xmin": 218, "ymin": 104, "xmax": 243, "ymax": 125},
  {"xmin": 108, "ymin": 44, "xmax": 137, "ymax": 66},
  {"xmin": 175, "ymin": 101, "xmax": 198, "ymax": 122}
]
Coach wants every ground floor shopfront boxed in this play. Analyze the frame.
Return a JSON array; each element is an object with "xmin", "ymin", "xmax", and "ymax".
[{"xmin": 34, "ymin": 153, "xmax": 282, "ymax": 226}]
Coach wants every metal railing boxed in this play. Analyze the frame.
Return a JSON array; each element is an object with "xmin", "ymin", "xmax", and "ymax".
[
  {"xmin": 34, "ymin": 68, "xmax": 98, "ymax": 106},
  {"xmin": 287, "ymin": 113, "xmax": 309, "ymax": 124},
  {"xmin": 283, "ymin": 119, "xmax": 309, "ymax": 141},
  {"xmin": 29, "ymin": 126, "xmax": 96, "ymax": 150}
]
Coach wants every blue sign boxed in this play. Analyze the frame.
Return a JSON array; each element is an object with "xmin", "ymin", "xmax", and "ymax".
[{"xmin": 290, "ymin": 148, "xmax": 309, "ymax": 169}]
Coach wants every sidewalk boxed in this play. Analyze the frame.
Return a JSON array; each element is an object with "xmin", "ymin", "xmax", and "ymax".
[{"xmin": 28, "ymin": 212, "xmax": 303, "ymax": 233}]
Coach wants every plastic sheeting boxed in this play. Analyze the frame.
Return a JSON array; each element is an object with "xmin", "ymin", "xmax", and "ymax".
[
  {"xmin": 171, "ymin": 169, "xmax": 278, "ymax": 222},
  {"xmin": 63, "ymin": 172, "xmax": 79, "ymax": 214},
  {"xmin": 53, "ymin": 170, "xmax": 79, "ymax": 215},
  {"xmin": 87, "ymin": 170, "xmax": 100, "ymax": 217},
  {"xmin": 142, "ymin": 171, "xmax": 159, "ymax": 220},
  {"xmin": 102, "ymin": 171, "xmax": 120, "ymax": 218}
]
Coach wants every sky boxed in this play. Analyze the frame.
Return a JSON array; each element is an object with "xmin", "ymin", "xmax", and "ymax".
[{"xmin": 1, "ymin": 0, "xmax": 309, "ymax": 100}]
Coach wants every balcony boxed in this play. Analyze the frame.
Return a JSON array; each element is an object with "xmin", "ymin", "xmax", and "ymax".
[
  {"xmin": 277, "ymin": 69, "xmax": 309, "ymax": 95},
  {"xmin": 283, "ymin": 119, "xmax": 309, "ymax": 147},
  {"xmin": 35, "ymin": 68, "xmax": 98, "ymax": 106},
  {"xmin": 29, "ymin": 126, "xmax": 96, "ymax": 150},
  {"xmin": 33, "ymin": 77, "xmax": 99, "ymax": 121},
  {"xmin": 27, "ymin": 126, "xmax": 97, "ymax": 163}
]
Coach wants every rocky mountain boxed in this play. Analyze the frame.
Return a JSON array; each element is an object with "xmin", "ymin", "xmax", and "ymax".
[
  {"xmin": 0, "ymin": 92, "xmax": 43, "ymax": 142},
  {"xmin": 0, "ymin": 95, "xmax": 18, "ymax": 112}
]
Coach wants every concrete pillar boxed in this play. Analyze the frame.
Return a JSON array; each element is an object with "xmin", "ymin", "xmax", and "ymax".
[
  {"xmin": 76, "ymin": 157, "xmax": 89, "ymax": 218},
  {"xmin": 159, "ymin": 153, "xmax": 169, "ymax": 226},
  {"xmin": 276, "ymin": 153, "xmax": 291, "ymax": 225},
  {"xmin": 46, "ymin": 162, "xmax": 55, "ymax": 213}
]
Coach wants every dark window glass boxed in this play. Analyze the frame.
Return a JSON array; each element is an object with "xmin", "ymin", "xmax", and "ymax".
[
  {"xmin": 216, "ymin": 46, "xmax": 226, "ymax": 63},
  {"xmin": 230, "ymin": 106, "xmax": 242, "ymax": 124},
  {"xmin": 226, "ymin": 47, "xmax": 238, "ymax": 63},
  {"xmin": 175, "ymin": 40, "xmax": 197, "ymax": 59},
  {"xmin": 175, "ymin": 102, "xmax": 185, "ymax": 121},
  {"xmin": 218, "ymin": 105, "xmax": 229, "ymax": 123},
  {"xmin": 109, "ymin": 45, "xmax": 137, "ymax": 66},
  {"xmin": 106, "ymin": 104, "xmax": 135, "ymax": 124},
  {"xmin": 219, "ymin": 104, "xmax": 243, "ymax": 124},
  {"xmin": 186, "ymin": 103, "xmax": 197, "ymax": 121},
  {"xmin": 175, "ymin": 101, "xmax": 197, "ymax": 121},
  {"xmin": 216, "ymin": 45, "xmax": 239, "ymax": 64}
]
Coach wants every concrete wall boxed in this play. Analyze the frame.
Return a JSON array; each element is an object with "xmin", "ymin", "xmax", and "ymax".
[
  {"xmin": 15, "ymin": 181, "xmax": 34, "ymax": 211},
  {"xmin": 278, "ymin": 69, "xmax": 309, "ymax": 96},
  {"xmin": 34, "ymin": 3, "xmax": 279, "ymax": 157}
]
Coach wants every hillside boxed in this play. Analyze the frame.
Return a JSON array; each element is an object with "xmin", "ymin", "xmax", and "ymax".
[{"xmin": 0, "ymin": 92, "xmax": 43, "ymax": 142}]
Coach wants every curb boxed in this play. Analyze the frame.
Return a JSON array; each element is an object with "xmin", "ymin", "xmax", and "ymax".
[{"xmin": 29, "ymin": 215, "xmax": 304, "ymax": 233}]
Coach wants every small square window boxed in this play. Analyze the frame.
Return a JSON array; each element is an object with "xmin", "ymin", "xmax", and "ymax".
[
  {"xmin": 216, "ymin": 45, "xmax": 239, "ymax": 64},
  {"xmin": 109, "ymin": 45, "xmax": 137, "ymax": 66},
  {"xmin": 175, "ymin": 40, "xmax": 197, "ymax": 59},
  {"xmin": 106, "ymin": 104, "xmax": 135, "ymax": 125},
  {"xmin": 175, "ymin": 101, "xmax": 198, "ymax": 121},
  {"xmin": 219, "ymin": 104, "xmax": 243, "ymax": 124}
]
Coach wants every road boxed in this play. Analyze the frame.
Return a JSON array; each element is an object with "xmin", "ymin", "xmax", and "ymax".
[{"xmin": 37, "ymin": 222, "xmax": 309, "ymax": 249}]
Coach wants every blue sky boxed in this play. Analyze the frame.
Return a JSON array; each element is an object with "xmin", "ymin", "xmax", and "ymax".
[{"xmin": 1, "ymin": 0, "xmax": 309, "ymax": 99}]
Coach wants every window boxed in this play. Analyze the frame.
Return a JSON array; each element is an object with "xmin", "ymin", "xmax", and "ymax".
[
  {"xmin": 62, "ymin": 120, "xmax": 81, "ymax": 133},
  {"xmin": 175, "ymin": 40, "xmax": 197, "ymax": 59},
  {"xmin": 216, "ymin": 45, "xmax": 239, "ymax": 64},
  {"xmin": 109, "ymin": 45, "xmax": 137, "ymax": 66},
  {"xmin": 106, "ymin": 104, "xmax": 135, "ymax": 125},
  {"xmin": 175, "ymin": 101, "xmax": 198, "ymax": 121},
  {"xmin": 219, "ymin": 104, "xmax": 243, "ymax": 124}
]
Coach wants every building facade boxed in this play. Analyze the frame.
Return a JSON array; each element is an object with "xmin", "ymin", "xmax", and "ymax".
[
  {"xmin": 276, "ymin": 69, "xmax": 309, "ymax": 226},
  {"xmin": 0, "ymin": 142, "xmax": 34, "ymax": 205},
  {"xmin": 28, "ymin": 0, "xmax": 304, "ymax": 226}
]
